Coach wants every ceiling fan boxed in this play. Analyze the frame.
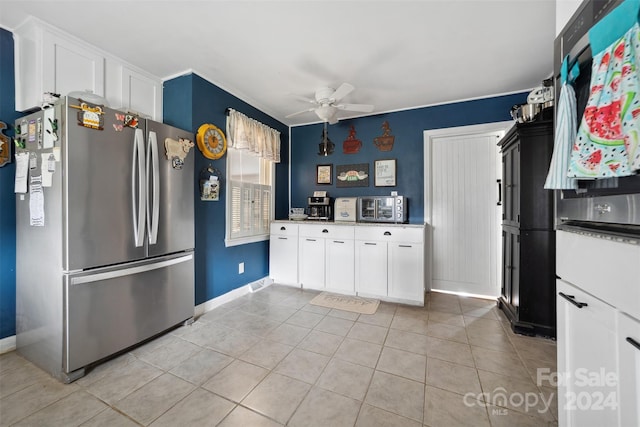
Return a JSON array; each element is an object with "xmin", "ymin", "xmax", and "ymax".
[{"xmin": 286, "ymin": 83, "xmax": 374, "ymax": 124}]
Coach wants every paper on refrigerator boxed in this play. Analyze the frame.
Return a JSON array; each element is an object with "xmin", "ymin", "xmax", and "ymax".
[{"xmin": 14, "ymin": 152, "xmax": 29, "ymax": 193}]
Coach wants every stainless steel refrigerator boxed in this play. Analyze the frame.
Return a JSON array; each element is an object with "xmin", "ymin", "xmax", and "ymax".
[{"xmin": 15, "ymin": 97, "xmax": 195, "ymax": 382}]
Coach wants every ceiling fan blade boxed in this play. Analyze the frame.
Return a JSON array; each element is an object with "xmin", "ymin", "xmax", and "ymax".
[
  {"xmin": 288, "ymin": 93, "xmax": 317, "ymax": 104},
  {"xmin": 330, "ymin": 83, "xmax": 354, "ymax": 102},
  {"xmin": 285, "ymin": 107, "xmax": 316, "ymax": 118},
  {"xmin": 335, "ymin": 103, "xmax": 374, "ymax": 113}
]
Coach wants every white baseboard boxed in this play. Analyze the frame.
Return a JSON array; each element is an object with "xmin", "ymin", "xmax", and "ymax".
[
  {"xmin": 194, "ymin": 276, "xmax": 273, "ymax": 317},
  {"xmin": 0, "ymin": 335, "xmax": 16, "ymax": 354}
]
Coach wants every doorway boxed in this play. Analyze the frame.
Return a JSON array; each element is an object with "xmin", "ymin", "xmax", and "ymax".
[{"xmin": 424, "ymin": 122, "xmax": 512, "ymax": 298}]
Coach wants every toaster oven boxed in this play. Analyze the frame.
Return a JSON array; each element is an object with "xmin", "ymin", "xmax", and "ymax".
[{"xmin": 357, "ymin": 196, "xmax": 408, "ymax": 223}]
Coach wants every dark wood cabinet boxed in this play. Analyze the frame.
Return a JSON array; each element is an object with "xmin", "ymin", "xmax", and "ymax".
[{"xmin": 498, "ymin": 120, "xmax": 556, "ymax": 338}]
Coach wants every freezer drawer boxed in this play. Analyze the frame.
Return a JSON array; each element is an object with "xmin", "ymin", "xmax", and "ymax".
[{"xmin": 64, "ymin": 253, "xmax": 194, "ymax": 373}]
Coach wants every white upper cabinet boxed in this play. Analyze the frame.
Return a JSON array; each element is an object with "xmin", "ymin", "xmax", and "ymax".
[
  {"xmin": 14, "ymin": 18, "xmax": 105, "ymax": 111},
  {"xmin": 119, "ymin": 66, "xmax": 162, "ymax": 121},
  {"xmin": 14, "ymin": 18, "xmax": 162, "ymax": 120}
]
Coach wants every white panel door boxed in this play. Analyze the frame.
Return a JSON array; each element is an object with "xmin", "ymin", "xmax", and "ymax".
[{"xmin": 425, "ymin": 124, "xmax": 508, "ymax": 297}]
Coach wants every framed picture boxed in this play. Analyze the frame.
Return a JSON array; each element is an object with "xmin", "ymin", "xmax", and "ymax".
[
  {"xmin": 316, "ymin": 164, "xmax": 333, "ymax": 185},
  {"xmin": 374, "ymin": 159, "xmax": 396, "ymax": 187},
  {"xmin": 336, "ymin": 163, "xmax": 369, "ymax": 188}
]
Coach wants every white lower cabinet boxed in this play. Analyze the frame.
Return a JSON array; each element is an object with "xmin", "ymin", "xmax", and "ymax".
[
  {"xmin": 269, "ymin": 223, "xmax": 298, "ymax": 286},
  {"xmin": 355, "ymin": 240, "xmax": 388, "ymax": 296},
  {"xmin": 298, "ymin": 224, "xmax": 355, "ymax": 293},
  {"xmin": 355, "ymin": 226, "xmax": 425, "ymax": 305},
  {"xmin": 618, "ymin": 312, "xmax": 640, "ymax": 427},
  {"xmin": 556, "ymin": 230, "xmax": 640, "ymax": 427},
  {"xmin": 556, "ymin": 279, "xmax": 618, "ymax": 427},
  {"xmin": 326, "ymin": 238, "xmax": 355, "ymax": 293},
  {"xmin": 389, "ymin": 242, "xmax": 424, "ymax": 302},
  {"xmin": 299, "ymin": 235, "xmax": 325, "ymax": 290},
  {"xmin": 270, "ymin": 222, "xmax": 425, "ymax": 304}
]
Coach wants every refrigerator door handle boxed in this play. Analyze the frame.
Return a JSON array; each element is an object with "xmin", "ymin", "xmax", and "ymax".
[
  {"xmin": 147, "ymin": 131, "xmax": 160, "ymax": 245},
  {"xmin": 132, "ymin": 129, "xmax": 146, "ymax": 247}
]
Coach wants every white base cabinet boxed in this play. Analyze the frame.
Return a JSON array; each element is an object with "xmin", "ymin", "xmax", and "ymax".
[
  {"xmin": 299, "ymin": 234, "xmax": 325, "ymax": 290},
  {"xmin": 269, "ymin": 223, "xmax": 298, "ymax": 286},
  {"xmin": 556, "ymin": 279, "xmax": 619, "ymax": 427},
  {"xmin": 618, "ymin": 312, "xmax": 640, "ymax": 427},
  {"xmin": 355, "ymin": 240, "xmax": 387, "ymax": 296},
  {"xmin": 326, "ymin": 238, "xmax": 355, "ymax": 294},
  {"xmin": 298, "ymin": 224, "xmax": 355, "ymax": 293},
  {"xmin": 389, "ymin": 242, "xmax": 424, "ymax": 302},
  {"xmin": 556, "ymin": 230, "xmax": 640, "ymax": 427},
  {"xmin": 269, "ymin": 222, "xmax": 425, "ymax": 305},
  {"xmin": 355, "ymin": 226, "xmax": 425, "ymax": 305}
]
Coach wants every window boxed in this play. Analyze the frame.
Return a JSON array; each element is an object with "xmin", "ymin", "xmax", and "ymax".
[
  {"xmin": 224, "ymin": 109, "xmax": 280, "ymax": 247},
  {"xmin": 226, "ymin": 148, "xmax": 274, "ymax": 245}
]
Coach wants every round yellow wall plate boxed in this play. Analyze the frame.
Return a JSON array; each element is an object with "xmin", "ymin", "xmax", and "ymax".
[{"xmin": 196, "ymin": 123, "xmax": 227, "ymax": 159}]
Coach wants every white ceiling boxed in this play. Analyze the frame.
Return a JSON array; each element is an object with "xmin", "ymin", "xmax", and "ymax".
[{"xmin": 0, "ymin": 0, "xmax": 556, "ymax": 126}]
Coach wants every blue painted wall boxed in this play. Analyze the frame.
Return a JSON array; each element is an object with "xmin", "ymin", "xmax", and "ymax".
[
  {"xmin": 0, "ymin": 25, "xmax": 525, "ymax": 339},
  {"xmin": 290, "ymin": 93, "xmax": 527, "ymax": 224},
  {"xmin": 164, "ymin": 73, "xmax": 289, "ymax": 305},
  {"xmin": 0, "ymin": 28, "xmax": 20, "ymax": 339}
]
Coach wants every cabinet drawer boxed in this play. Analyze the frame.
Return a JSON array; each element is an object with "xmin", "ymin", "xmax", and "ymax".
[
  {"xmin": 355, "ymin": 226, "xmax": 424, "ymax": 243},
  {"xmin": 557, "ymin": 279, "xmax": 617, "ymax": 332},
  {"xmin": 299, "ymin": 224, "xmax": 354, "ymax": 239},
  {"xmin": 270, "ymin": 223, "xmax": 299, "ymax": 237},
  {"xmin": 557, "ymin": 230, "xmax": 640, "ymax": 320}
]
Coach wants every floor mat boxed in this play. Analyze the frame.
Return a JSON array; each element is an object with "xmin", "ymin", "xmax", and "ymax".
[{"xmin": 309, "ymin": 292, "xmax": 379, "ymax": 315}]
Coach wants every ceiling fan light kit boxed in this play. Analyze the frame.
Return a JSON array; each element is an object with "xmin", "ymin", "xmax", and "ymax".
[{"xmin": 286, "ymin": 83, "xmax": 374, "ymax": 124}]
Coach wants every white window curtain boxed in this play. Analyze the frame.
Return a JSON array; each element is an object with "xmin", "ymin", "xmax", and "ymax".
[{"xmin": 226, "ymin": 108, "xmax": 281, "ymax": 163}]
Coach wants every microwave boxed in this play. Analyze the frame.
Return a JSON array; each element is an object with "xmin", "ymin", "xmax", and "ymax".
[{"xmin": 357, "ymin": 196, "xmax": 408, "ymax": 223}]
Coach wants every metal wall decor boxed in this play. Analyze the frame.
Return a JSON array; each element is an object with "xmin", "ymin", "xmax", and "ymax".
[
  {"xmin": 336, "ymin": 163, "xmax": 369, "ymax": 188},
  {"xmin": 0, "ymin": 121, "xmax": 11, "ymax": 167},
  {"xmin": 342, "ymin": 125, "xmax": 362, "ymax": 154},
  {"xmin": 374, "ymin": 121, "xmax": 395, "ymax": 151},
  {"xmin": 318, "ymin": 122, "xmax": 335, "ymax": 156}
]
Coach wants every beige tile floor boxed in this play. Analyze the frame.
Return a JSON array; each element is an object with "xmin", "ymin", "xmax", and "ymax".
[{"xmin": 0, "ymin": 285, "xmax": 558, "ymax": 426}]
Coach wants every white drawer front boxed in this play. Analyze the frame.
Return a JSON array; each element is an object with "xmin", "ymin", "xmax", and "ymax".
[
  {"xmin": 299, "ymin": 224, "xmax": 354, "ymax": 239},
  {"xmin": 355, "ymin": 226, "xmax": 424, "ymax": 243},
  {"xmin": 270, "ymin": 223, "xmax": 299, "ymax": 237},
  {"xmin": 557, "ymin": 230, "xmax": 640, "ymax": 319}
]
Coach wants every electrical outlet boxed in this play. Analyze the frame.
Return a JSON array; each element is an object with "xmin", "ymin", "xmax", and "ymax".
[{"xmin": 238, "ymin": 262, "xmax": 244, "ymax": 274}]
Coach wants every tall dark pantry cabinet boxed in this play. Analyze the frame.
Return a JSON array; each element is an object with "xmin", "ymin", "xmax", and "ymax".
[{"xmin": 498, "ymin": 120, "xmax": 556, "ymax": 338}]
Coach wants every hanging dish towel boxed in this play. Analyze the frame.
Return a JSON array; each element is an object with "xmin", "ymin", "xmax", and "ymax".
[
  {"xmin": 544, "ymin": 57, "xmax": 579, "ymax": 190},
  {"xmin": 569, "ymin": 0, "xmax": 640, "ymax": 178}
]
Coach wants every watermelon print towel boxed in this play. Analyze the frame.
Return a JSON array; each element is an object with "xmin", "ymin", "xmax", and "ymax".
[{"xmin": 569, "ymin": 23, "xmax": 640, "ymax": 178}]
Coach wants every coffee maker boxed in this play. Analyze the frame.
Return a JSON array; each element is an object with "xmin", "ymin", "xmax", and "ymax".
[{"xmin": 307, "ymin": 191, "xmax": 332, "ymax": 220}]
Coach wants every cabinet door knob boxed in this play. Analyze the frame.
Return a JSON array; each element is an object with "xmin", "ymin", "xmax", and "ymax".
[
  {"xmin": 384, "ymin": 231, "xmax": 391, "ymax": 236},
  {"xmin": 322, "ymin": 229, "xmax": 329, "ymax": 233},
  {"xmin": 559, "ymin": 292, "xmax": 588, "ymax": 309},
  {"xmin": 280, "ymin": 226, "xmax": 286, "ymax": 231}
]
